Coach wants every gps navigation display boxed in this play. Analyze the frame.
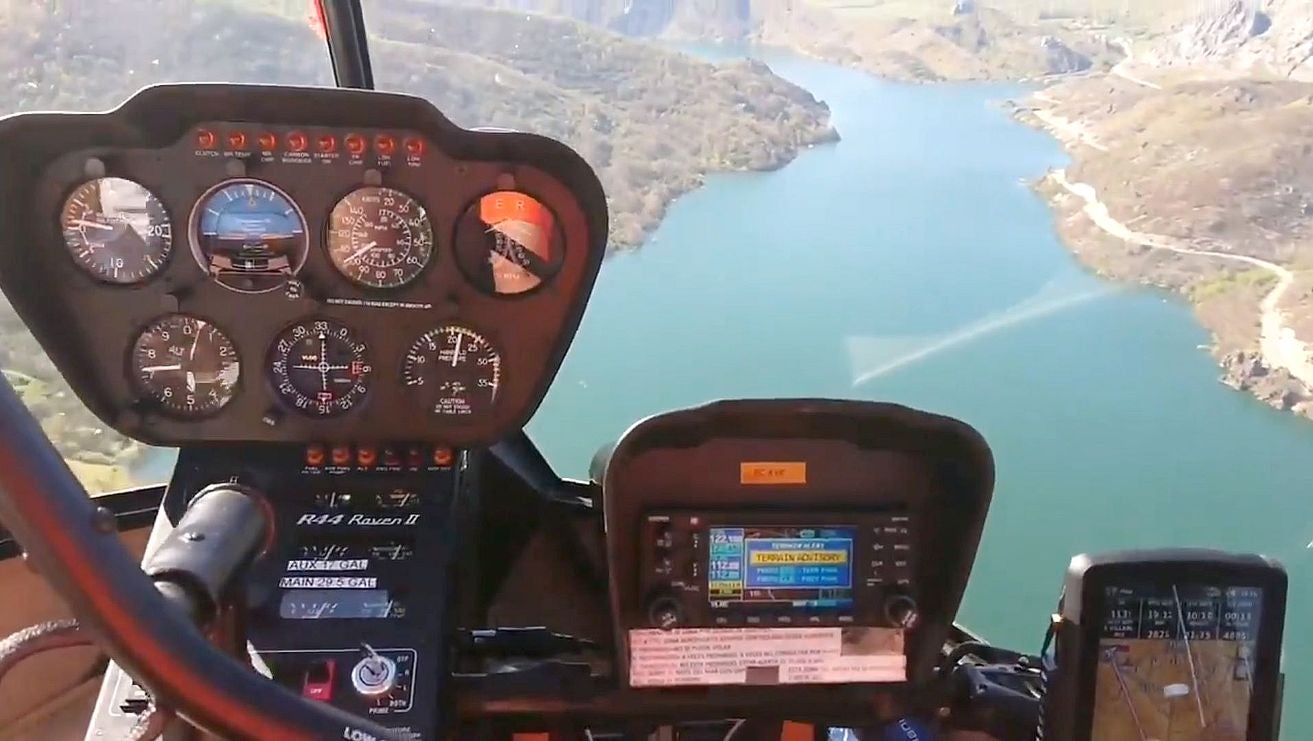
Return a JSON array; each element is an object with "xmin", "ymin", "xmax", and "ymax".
[
  {"xmin": 1090, "ymin": 583, "xmax": 1262, "ymax": 741},
  {"xmin": 708, "ymin": 526, "xmax": 855, "ymax": 610}
]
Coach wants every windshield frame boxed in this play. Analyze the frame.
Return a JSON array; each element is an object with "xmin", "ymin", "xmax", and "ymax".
[{"xmin": 319, "ymin": 0, "xmax": 376, "ymax": 90}]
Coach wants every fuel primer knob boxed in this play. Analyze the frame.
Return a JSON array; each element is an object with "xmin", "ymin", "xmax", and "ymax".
[
  {"xmin": 350, "ymin": 651, "xmax": 397, "ymax": 697},
  {"xmin": 647, "ymin": 594, "xmax": 683, "ymax": 630},
  {"xmin": 883, "ymin": 592, "xmax": 920, "ymax": 630}
]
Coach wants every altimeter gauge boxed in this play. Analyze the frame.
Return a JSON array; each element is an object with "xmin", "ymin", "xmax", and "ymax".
[{"xmin": 131, "ymin": 314, "xmax": 240, "ymax": 417}]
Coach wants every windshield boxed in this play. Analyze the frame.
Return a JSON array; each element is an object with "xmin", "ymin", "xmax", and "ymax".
[{"xmin": 6, "ymin": 0, "xmax": 1313, "ymax": 734}]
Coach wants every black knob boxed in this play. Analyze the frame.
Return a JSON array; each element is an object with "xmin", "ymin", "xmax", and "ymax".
[
  {"xmin": 647, "ymin": 595, "xmax": 683, "ymax": 629},
  {"xmin": 883, "ymin": 592, "xmax": 919, "ymax": 629},
  {"xmin": 654, "ymin": 523, "xmax": 673, "ymax": 548}
]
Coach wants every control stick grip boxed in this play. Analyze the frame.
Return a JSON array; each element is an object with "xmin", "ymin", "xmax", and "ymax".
[{"xmin": 143, "ymin": 483, "xmax": 271, "ymax": 626}]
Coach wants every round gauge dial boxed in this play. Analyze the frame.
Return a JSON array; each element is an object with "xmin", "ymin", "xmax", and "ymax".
[
  {"xmin": 131, "ymin": 314, "xmax": 240, "ymax": 417},
  {"xmin": 269, "ymin": 318, "xmax": 372, "ymax": 417},
  {"xmin": 190, "ymin": 179, "xmax": 307, "ymax": 293},
  {"xmin": 327, "ymin": 187, "xmax": 434, "ymax": 289},
  {"xmin": 60, "ymin": 178, "xmax": 172, "ymax": 284},
  {"xmin": 454, "ymin": 191, "xmax": 564, "ymax": 295},
  {"xmin": 402, "ymin": 325, "xmax": 502, "ymax": 417}
]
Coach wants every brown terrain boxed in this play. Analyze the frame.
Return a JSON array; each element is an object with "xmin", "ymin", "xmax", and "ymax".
[{"xmin": 1016, "ymin": 0, "xmax": 1313, "ymax": 417}]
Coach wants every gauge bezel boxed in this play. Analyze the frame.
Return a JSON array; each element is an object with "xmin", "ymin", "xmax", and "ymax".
[
  {"xmin": 126, "ymin": 312, "xmax": 242, "ymax": 420},
  {"xmin": 451, "ymin": 188, "xmax": 567, "ymax": 298},
  {"xmin": 324, "ymin": 185, "xmax": 436, "ymax": 290},
  {"xmin": 187, "ymin": 177, "xmax": 309, "ymax": 294},
  {"xmin": 265, "ymin": 316, "xmax": 373, "ymax": 419},
  {"xmin": 59, "ymin": 177, "xmax": 174, "ymax": 286},
  {"xmin": 400, "ymin": 323, "xmax": 505, "ymax": 421}
]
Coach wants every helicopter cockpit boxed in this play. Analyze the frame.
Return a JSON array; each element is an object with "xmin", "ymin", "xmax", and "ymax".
[{"xmin": 0, "ymin": 2, "xmax": 1292, "ymax": 740}]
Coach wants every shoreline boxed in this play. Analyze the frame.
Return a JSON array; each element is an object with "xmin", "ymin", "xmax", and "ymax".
[{"xmin": 1016, "ymin": 86, "xmax": 1313, "ymax": 418}]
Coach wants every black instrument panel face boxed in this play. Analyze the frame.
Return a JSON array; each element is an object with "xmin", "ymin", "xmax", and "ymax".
[{"xmin": 0, "ymin": 84, "xmax": 607, "ymax": 447}]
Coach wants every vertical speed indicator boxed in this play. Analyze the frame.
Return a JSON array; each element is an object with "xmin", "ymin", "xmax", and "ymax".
[{"xmin": 402, "ymin": 326, "xmax": 502, "ymax": 417}]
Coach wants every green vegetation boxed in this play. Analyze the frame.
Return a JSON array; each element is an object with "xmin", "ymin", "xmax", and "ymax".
[
  {"xmin": 1189, "ymin": 267, "xmax": 1278, "ymax": 302},
  {"xmin": 0, "ymin": 0, "xmax": 836, "ymax": 490}
]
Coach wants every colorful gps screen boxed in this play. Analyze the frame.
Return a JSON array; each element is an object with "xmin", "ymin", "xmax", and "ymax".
[
  {"xmin": 1090, "ymin": 583, "xmax": 1262, "ymax": 741},
  {"xmin": 707, "ymin": 526, "xmax": 855, "ymax": 610}
]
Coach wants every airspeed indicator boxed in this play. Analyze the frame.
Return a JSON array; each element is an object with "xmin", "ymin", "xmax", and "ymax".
[{"xmin": 327, "ymin": 187, "xmax": 433, "ymax": 289}]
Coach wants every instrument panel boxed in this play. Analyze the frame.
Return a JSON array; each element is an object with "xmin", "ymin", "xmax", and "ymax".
[{"xmin": 0, "ymin": 84, "xmax": 607, "ymax": 447}]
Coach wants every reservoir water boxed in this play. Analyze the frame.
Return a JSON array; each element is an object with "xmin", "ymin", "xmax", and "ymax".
[{"xmin": 525, "ymin": 51, "xmax": 1313, "ymax": 735}]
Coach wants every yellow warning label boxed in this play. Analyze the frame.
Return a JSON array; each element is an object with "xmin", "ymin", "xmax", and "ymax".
[
  {"xmin": 740, "ymin": 461, "xmax": 807, "ymax": 485},
  {"xmin": 750, "ymin": 550, "xmax": 848, "ymax": 565}
]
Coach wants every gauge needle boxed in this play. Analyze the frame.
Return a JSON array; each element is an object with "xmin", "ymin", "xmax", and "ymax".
[
  {"xmin": 71, "ymin": 219, "xmax": 114, "ymax": 231},
  {"xmin": 140, "ymin": 364, "xmax": 182, "ymax": 373},
  {"xmin": 1173, "ymin": 585, "xmax": 1208, "ymax": 728},
  {"xmin": 186, "ymin": 371, "xmax": 196, "ymax": 393},
  {"xmin": 319, "ymin": 335, "xmax": 329, "ymax": 391},
  {"xmin": 189, "ymin": 328, "xmax": 201, "ymax": 361},
  {"xmin": 451, "ymin": 332, "xmax": 463, "ymax": 367},
  {"xmin": 1108, "ymin": 650, "xmax": 1149, "ymax": 741},
  {"xmin": 344, "ymin": 241, "xmax": 378, "ymax": 263}
]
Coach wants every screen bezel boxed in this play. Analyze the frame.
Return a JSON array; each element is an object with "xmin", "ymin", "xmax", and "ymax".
[{"xmin": 1074, "ymin": 561, "xmax": 1287, "ymax": 741}]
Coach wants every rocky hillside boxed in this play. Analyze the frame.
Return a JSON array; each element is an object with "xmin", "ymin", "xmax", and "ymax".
[
  {"xmin": 755, "ymin": 1, "xmax": 1122, "ymax": 82},
  {"xmin": 1021, "ymin": 0, "xmax": 1313, "ymax": 417},
  {"xmin": 1145, "ymin": 0, "xmax": 1313, "ymax": 81},
  {"xmin": 434, "ymin": 0, "xmax": 754, "ymax": 38},
  {"xmin": 438, "ymin": 0, "xmax": 1123, "ymax": 82},
  {"xmin": 371, "ymin": 0, "xmax": 837, "ymax": 247}
]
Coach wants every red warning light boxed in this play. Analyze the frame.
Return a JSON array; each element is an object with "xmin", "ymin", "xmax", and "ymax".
[
  {"xmin": 344, "ymin": 133, "xmax": 366, "ymax": 155},
  {"xmin": 403, "ymin": 137, "xmax": 425, "ymax": 157},
  {"xmin": 330, "ymin": 444, "xmax": 351, "ymax": 467},
  {"xmin": 196, "ymin": 129, "xmax": 217, "ymax": 149},
  {"xmin": 257, "ymin": 132, "xmax": 277, "ymax": 151},
  {"xmin": 305, "ymin": 444, "xmax": 326, "ymax": 467},
  {"xmin": 286, "ymin": 131, "xmax": 308, "ymax": 152},
  {"xmin": 317, "ymin": 134, "xmax": 337, "ymax": 153},
  {"xmin": 226, "ymin": 131, "xmax": 247, "ymax": 150},
  {"xmin": 374, "ymin": 134, "xmax": 396, "ymax": 156},
  {"xmin": 357, "ymin": 446, "xmax": 377, "ymax": 467},
  {"xmin": 433, "ymin": 447, "xmax": 454, "ymax": 467}
]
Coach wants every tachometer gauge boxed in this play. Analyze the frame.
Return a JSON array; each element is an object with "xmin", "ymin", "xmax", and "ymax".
[
  {"xmin": 401, "ymin": 325, "xmax": 502, "ymax": 417},
  {"xmin": 327, "ymin": 187, "xmax": 433, "ymax": 289},
  {"xmin": 268, "ymin": 318, "xmax": 371, "ymax": 417},
  {"xmin": 131, "ymin": 314, "xmax": 240, "ymax": 417},
  {"xmin": 61, "ymin": 178, "xmax": 172, "ymax": 284},
  {"xmin": 453, "ymin": 191, "xmax": 564, "ymax": 295},
  {"xmin": 190, "ymin": 179, "xmax": 307, "ymax": 293}
]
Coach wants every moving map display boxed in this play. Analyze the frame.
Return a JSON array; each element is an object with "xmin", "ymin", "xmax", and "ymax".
[
  {"xmin": 1091, "ymin": 584, "xmax": 1262, "ymax": 741},
  {"xmin": 708, "ymin": 526, "xmax": 854, "ymax": 610}
]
